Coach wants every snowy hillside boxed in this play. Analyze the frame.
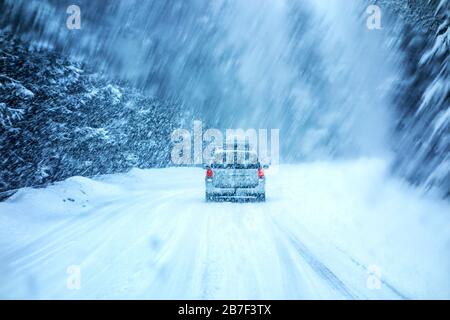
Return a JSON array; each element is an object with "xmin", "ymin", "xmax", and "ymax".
[
  {"xmin": 0, "ymin": 33, "xmax": 184, "ymax": 195},
  {"xmin": 0, "ymin": 160, "xmax": 448, "ymax": 299}
]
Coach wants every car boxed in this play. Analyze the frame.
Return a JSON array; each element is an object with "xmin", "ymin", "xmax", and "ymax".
[{"xmin": 204, "ymin": 149, "xmax": 266, "ymax": 202}]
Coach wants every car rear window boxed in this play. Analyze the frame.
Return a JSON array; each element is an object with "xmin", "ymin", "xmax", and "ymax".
[
  {"xmin": 211, "ymin": 163, "xmax": 260, "ymax": 169},
  {"xmin": 210, "ymin": 151, "xmax": 260, "ymax": 169}
]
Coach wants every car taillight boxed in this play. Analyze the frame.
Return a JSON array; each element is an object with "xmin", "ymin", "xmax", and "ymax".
[
  {"xmin": 206, "ymin": 168, "xmax": 213, "ymax": 178},
  {"xmin": 258, "ymin": 167, "xmax": 264, "ymax": 179}
]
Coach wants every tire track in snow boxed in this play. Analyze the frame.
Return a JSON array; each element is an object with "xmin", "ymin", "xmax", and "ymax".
[
  {"xmin": 73, "ymin": 189, "xmax": 206, "ymax": 298},
  {"xmin": 268, "ymin": 174, "xmax": 410, "ymax": 300},
  {"xmin": 199, "ymin": 204, "xmax": 247, "ymax": 299},
  {"xmin": 257, "ymin": 207, "xmax": 316, "ymax": 298},
  {"xmin": 269, "ymin": 215, "xmax": 357, "ymax": 299},
  {"xmin": 332, "ymin": 245, "xmax": 410, "ymax": 300},
  {"xmin": 199, "ymin": 203, "xmax": 277, "ymax": 299},
  {"xmin": 200, "ymin": 210, "xmax": 218, "ymax": 299},
  {"xmin": 0, "ymin": 191, "xmax": 184, "ymax": 276}
]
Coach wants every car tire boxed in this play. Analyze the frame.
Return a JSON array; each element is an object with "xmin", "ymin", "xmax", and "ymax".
[
  {"xmin": 257, "ymin": 194, "xmax": 266, "ymax": 202},
  {"xmin": 205, "ymin": 193, "xmax": 213, "ymax": 202}
]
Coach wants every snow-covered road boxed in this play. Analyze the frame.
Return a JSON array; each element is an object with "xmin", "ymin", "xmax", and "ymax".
[{"xmin": 0, "ymin": 158, "xmax": 449, "ymax": 299}]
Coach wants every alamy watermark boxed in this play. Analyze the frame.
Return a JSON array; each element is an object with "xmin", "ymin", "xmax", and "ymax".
[
  {"xmin": 66, "ymin": 265, "xmax": 81, "ymax": 290},
  {"xmin": 366, "ymin": 5, "xmax": 382, "ymax": 30},
  {"xmin": 171, "ymin": 121, "xmax": 279, "ymax": 170},
  {"xmin": 366, "ymin": 264, "xmax": 382, "ymax": 290},
  {"xmin": 66, "ymin": 5, "xmax": 81, "ymax": 30}
]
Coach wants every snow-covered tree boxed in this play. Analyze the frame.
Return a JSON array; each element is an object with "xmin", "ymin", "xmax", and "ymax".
[
  {"xmin": 0, "ymin": 32, "xmax": 183, "ymax": 194},
  {"xmin": 378, "ymin": 0, "xmax": 450, "ymax": 196}
]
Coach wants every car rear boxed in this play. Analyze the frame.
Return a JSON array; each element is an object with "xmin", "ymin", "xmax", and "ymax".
[{"xmin": 205, "ymin": 150, "xmax": 265, "ymax": 202}]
